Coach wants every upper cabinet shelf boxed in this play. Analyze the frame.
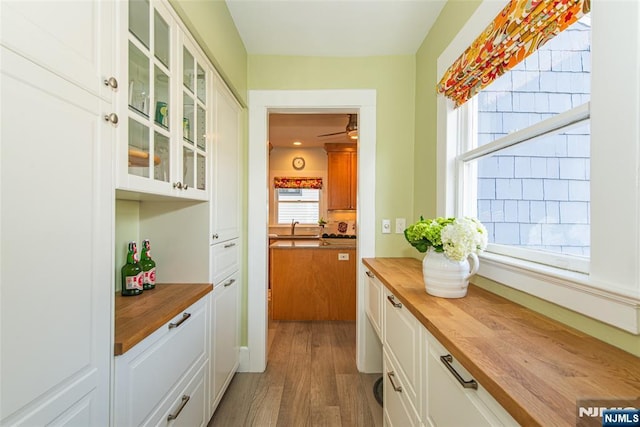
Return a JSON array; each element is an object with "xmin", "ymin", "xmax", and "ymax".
[{"xmin": 116, "ymin": 0, "xmax": 211, "ymax": 201}]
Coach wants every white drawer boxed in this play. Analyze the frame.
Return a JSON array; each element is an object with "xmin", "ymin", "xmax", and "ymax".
[
  {"xmin": 383, "ymin": 287, "xmax": 421, "ymax": 410},
  {"xmin": 209, "ymin": 239, "xmax": 239, "ymax": 285},
  {"xmin": 156, "ymin": 363, "xmax": 207, "ymax": 427},
  {"xmin": 365, "ymin": 270, "xmax": 383, "ymax": 341},
  {"xmin": 383, "ymin": 349, "xmax": 420, "ymax": 427},
  {"xmin": 115, "ymin": 297, "xmax": 208, "ymax": 427},
  {"xmin": 425, "ymin": 330, "xmax": 519, "ymax": 427}
]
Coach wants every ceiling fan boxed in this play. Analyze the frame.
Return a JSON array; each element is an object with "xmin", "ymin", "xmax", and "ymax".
[{"xmin": 317, "ymin": 114, "xmax": 358, "ymax": 140}]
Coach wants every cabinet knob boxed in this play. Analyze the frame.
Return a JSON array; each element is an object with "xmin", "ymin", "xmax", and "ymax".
[
  {"xmin": 104, "ymin": 113, "xmax": 118, "ymax": 125},
  {"xmin": 212, "ymin": 233, "xmax": 219, "ymax": 240},
  {"xmin": 183, "ymin": 184, "xmax": 189, "ymax": 190},
  {"xmin": 103, "ymin": 76, "xmax": 118, "ymax": 89},
  {"xmin": 173, "ymin": 182, "xmax": 183, "ymax": 189}
]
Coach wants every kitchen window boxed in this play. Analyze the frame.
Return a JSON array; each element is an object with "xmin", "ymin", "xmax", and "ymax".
[
  {"xmin": 437, "ymin": 1, "xmax": 640, "ymax": 332},
  {"xmin": 276, "ymin": 188, "xmax": 320, "ymax": 224}
]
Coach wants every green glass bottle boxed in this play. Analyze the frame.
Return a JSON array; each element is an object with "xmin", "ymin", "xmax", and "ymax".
[
  {"xmin": 121, "ymin": 241, "xmax": 143, "ymax": 296},
  {"xmin": 140, "ymin": 239, "xmax": 156, "ymax": 290}
]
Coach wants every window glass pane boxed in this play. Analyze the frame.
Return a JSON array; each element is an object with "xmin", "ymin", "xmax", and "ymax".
[
  {"xmin": 128, "ymin": 42, "xmax": 149, "ymax": 116},
  {"xmin": 154, "ymin": 10, "xmax": 169, "ymax": 67},
  {"xmin": 476, "ymin": 14, "xmax": 591, "ymax": 146},
  {"xmin": 128, "ymin": 118, "xmax": 149, "ymax": 178},
  {"xmin": 277, "ymin": 189, "xmax": 320, "ymax": 224},
  {"xmin": 474, "ymin": 121, "xmax": 590, "ymax": 257},
  {"xmin": 183, "ymin": 47, "xmax": 194, "ymax": 92}
]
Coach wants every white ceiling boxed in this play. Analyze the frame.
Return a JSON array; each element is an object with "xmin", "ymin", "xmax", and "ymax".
[
  {"xmin": 269, "ymin": 113, "xmax": 355, "ymax": 148},
  {"xmin": 225, "ymin": 0, "xmax": 447, "ymax": 57}
]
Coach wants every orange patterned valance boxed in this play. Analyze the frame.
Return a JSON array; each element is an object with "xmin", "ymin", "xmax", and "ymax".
[
  {"xmin": 437, "ymin": 0, "xmax": 590, "ymax": 107},
  {"xmin": 274, "ymin": 177, "xmax": 323, "ymax": 189}
]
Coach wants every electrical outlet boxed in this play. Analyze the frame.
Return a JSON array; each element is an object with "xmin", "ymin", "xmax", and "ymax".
[
  {"xmin": 382, "ymin": 219, "xmax": 391, "ymax": 234},
  {"xmin": 338, "ymin": 253, "xmax": 349, "ymax": 261},
  {"xmin": 395, "ymin": 218, "xmax": 406, "ymax": 234}
]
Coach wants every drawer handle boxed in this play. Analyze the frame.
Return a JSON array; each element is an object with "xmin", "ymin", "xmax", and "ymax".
[
  {"xmin": 224, "ymin": 278, "xmax": 235, "ymax": 287},
  {"xmin": 440, "ymin": 354, "xmax": 478, "ymax": 390},
  {"xmin": 365, "ymin": 271, "xmax": 374, "ymax": 278},
  {"xmin": 387, "ymin": 371, "xmax": 403, "ymax": 393},
  {"xmin": 168, "ymin": 312, "xmax": 191, "ymax": 329},
  {"xmin": 224, "ymin": 242, "xmax": 236, "ymax": 248},
  {"xmin": 387, "ymin": 295, "xmax": 402, "ymax": 308},
  {"xmin": 167, "ymin": 395, "xmax": 190, "ymax": 421}
]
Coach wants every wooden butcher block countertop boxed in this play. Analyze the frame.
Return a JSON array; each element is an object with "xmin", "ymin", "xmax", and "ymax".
[
  {"xmin": 114, "ymin": 283, "xmax": 212, "ymax": 355},
  {"xmin": 363, "ymin": 257, "xmax": 640, "ymax": 427}
]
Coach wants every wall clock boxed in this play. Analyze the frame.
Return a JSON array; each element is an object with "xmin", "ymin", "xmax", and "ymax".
[{"xmin": 292, "ymin": 156, "xmax": 306, "ymax": 170}]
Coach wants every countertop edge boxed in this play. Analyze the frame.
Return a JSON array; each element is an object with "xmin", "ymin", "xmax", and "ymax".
[{"xmin": 114, "ymin": 283, "xmax": 213, "ymax": 356}]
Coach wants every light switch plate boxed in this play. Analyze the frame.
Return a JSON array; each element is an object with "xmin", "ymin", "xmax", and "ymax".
[
  {"xmin": 395, "ymin": 218, "xmax": 406, "ymax": 234},
  {"xmin": 382, "ymin": 219, "xmax": 391, "ymax": 234}
]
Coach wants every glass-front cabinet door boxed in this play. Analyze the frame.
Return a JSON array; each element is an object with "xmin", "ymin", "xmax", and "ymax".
[
  {"xmin": 180, "ymin": 39, "xmax": 208, "ymax": 193},
  {"xmin": 117, "ymin": 0, "xmax": 208, "ymax": 200}
]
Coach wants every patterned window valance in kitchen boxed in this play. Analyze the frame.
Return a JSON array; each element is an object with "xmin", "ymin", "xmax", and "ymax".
[
  {"xmin": 274, "ymin": 177, "xmax": 323, "ymax": 189},
  {"xmin": 437, "ymin": 0, "xmax": 591, "ymax": 107}
]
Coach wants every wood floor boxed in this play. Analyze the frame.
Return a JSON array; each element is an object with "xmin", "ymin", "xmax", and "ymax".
[{"xmin": 208, "ymin": 320, "xmax": 383, "ymax": 427}]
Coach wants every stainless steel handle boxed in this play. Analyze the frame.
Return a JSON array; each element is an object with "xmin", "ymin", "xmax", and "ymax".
[
  {"xmin": 440, "ymin": 355, "xmax": 478, "ymax": 390},
  {"xmin": 167, "ymin": 395, "xmax": 190, "ymax": 421},
  {"xmin": 224, "ymin": 242, "xmax": 236, "ymax": 248},
  {"xmin": 387, "ymin": 371, "xmax": 402, "ymax": 392},
  {"xmin": 224, "ymin": 278, "xmax": 235, "ymax": 287},
  {"xmin": 387, "ymin": 295, "xmax": 402, "ymax": 308},
  {"xmin": 212, "ymin": 233, "xmax": 219, "ymax": 240},
  {"xmin": 104, "ymin": 76, "xmax": 118, "ymax": 89},
  {"xmin": 365, "ymin": 271, "xmax": 374, "ymax": 278},
  {"xmin": 104, "ymin": 113, "xmax": 118, "ymax": 124},
  {"xmin": 173, "ymin": 182, "xmax": 183, "ymax": 189},
  {"xmin": 168, "ymin": 312, "xmax": 191, "ymax": 329}
]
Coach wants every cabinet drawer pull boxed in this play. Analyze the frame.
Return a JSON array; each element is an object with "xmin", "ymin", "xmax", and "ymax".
[
  {"xmin": 167, "ymin": 395, "xmax": 190, "ymax": 421},
  {"xmin": 224, "ymin": 278, "xmax": 235, "ymax": 287},
  {"xmin": 440, "ymin": 354, "xmax": 478, "ymax": 390},
  {"xmin": 386, "ymin": 295, "xmax": 402, "ymax": 308},
  {"xmin": 387, "ymin": 371, "xmax": 403, "ymax": 392},
  {"xmin": 365, "ymin": 271, "xmax": 374, "ymax": 278},
  {"xmin": 224, "ymin": 242, "xmax": 236, "ymax": 248},
  {"xmin": 168, "ymin": 312, "xmax": 191, "ymax": 329}
]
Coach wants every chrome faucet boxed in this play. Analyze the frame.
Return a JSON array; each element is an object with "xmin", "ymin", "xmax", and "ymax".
[{"xmin": 291, "ymin": 219, "xmax": 299, "ymax": 235}]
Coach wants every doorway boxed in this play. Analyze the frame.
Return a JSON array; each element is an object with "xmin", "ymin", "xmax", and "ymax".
[{"xmin": 245, "ymin": 89, "xmax": 380, "ymax": 373}]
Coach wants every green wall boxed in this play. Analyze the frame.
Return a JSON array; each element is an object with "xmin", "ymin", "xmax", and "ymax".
[
  {"xmin": 248, "ymin": 55, "xmax": 417, "ymax": 257},
  {"xmin": 413, "ymin": 0, "xmax": 639, "ymax": 356},
  {"xmin": 170, "ymin": 0, "xmax": 248, "ymax": 105}
]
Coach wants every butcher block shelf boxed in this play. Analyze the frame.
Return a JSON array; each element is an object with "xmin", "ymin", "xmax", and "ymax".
[
  {"xmin": 114, "ymin": 283, "xmax": 212, "ymax": 355},
  {"xmin": 363, "ymin": 257, "xmax": 640, "ymax": 427}
]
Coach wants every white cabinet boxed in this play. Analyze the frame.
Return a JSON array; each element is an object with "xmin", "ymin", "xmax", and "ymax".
[
  {"xmin": 208, "ymin": 272, "xmax": 240, "ymax": 417},
  {"xmin": 365, "ymin": 271, "xmax": 383, "ymax": 341},
  {"xmin": 115, "ymin": 297, "xmax": 208, "ymax": 427},
  {"xmin": 369, "ymin": 272, "xmax": 518, "ymax": 427},
  {"xmin": 116, "ymin": 0, "xmax": 211, "ymax": 200},
  {"xmin": 209, "ymin": 81, "xmax": 241, "ymax": 244},
  {"xmin": 382, "ymin": 287, "xmax": 423, "ymax": 423},
  {"xmin": 424, "ymin": 329, "xmax": 518, "ymax": 427},
  {"xmin": 0, "ymin": 1, "xmax": 113, "ymax": 425}
]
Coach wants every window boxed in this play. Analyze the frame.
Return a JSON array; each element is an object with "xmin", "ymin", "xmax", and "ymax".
[
  {"xmin": 437, "ymin": 2, "xmax": 640, "ymax": 333},
  {"xmin": 459, "ymin": 15, "xmax": 591, "ymax": 272},
  {"xmin": 276, "ymin": 188, "xmax": 320, "ymax": 224}
]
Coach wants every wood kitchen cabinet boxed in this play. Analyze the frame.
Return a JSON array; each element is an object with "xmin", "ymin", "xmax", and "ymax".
[
  {"xmin": 1, "ymin": 1, "xmax": 114, "ymax": 424},
  {"xmin": 325, "ymin": 143, "xmax": 357, "ymax": 210}
]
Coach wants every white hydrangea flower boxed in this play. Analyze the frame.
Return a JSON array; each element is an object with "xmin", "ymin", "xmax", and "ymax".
[{"xmin": 440, "ymin": 218, "xmax": 487, "ymax": 261}]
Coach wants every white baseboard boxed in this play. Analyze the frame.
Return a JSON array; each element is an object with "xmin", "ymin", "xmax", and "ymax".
[{"xmin": 238, "ymin": 346, "xmax": 251, "ymax": 372}]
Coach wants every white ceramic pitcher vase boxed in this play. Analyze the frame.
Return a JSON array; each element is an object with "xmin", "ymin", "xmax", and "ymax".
[{"xmin": 422, "ymin": 248, "xmax": 479, "ymax": 298}]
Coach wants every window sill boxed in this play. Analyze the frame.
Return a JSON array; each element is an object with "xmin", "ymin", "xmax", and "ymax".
[{"xmin": 478, "ymin": 252, "xmax": 640, "ymax": 334}]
